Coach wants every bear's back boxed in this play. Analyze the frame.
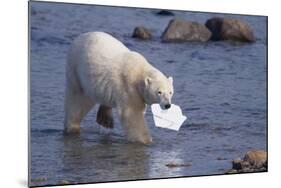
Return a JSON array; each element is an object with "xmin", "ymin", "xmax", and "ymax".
[
  {"xmin": 67, "ymin": 32, "xmax": 131, "ymax": 82},
  {"xmin": 66, "ymin": 32, "xmax": 133, "ymax": 107},
  {"xmin": 72, "ymin": 32, "xmax": 130, "ymax": 61}
]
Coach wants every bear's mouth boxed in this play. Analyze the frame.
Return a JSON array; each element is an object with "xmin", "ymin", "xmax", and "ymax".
[{"xmin": 160, "ymin": 103, "xmax": 171, "ymax": 110}]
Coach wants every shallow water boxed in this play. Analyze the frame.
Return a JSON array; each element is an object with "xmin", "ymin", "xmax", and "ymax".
[{"xmin": 30, "ymin": 2, "xmax": 267, "ymax": 186}]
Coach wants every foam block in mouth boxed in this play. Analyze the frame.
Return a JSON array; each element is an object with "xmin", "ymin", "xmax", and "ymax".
[{"xmin": 151, "ymin": 104, "xmax": 187, "ymax": 131}]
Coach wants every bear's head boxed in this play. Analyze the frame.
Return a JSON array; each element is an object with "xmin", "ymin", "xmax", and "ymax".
[{"xmin": 142, "ymin": 71, "xmax": 174, "ymax": 110}]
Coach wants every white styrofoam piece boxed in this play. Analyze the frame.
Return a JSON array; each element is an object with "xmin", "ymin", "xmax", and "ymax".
[{"xmin": 151, "ymin": 104, "xmax": 187, "ymax": 131}]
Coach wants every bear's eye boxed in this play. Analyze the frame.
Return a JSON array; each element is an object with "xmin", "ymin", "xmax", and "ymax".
[
  {"xmin": 169, "ymin": 92, "xmax": 173, "ymax": 95},
  {"xmin": 158, "ymin": 91, "xmax": 162, "ymax": 95}
]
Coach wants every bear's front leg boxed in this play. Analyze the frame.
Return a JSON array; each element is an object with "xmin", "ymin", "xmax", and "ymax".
[{"xmin": 118, "ymin": 106, "xmax": 152, "ymax": 145}]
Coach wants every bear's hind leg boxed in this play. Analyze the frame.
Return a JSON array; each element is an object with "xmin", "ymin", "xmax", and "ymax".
[
  {"xmin": 64, "ymin": 90, "xmax": 94, "ymax": 134},
  {"xmin": 96, "ymin": 105, "xmax": 114, "ymax": 129}
]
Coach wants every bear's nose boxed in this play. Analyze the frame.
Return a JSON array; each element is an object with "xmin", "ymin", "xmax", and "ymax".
[{"xmin": 164, "ymin": 104, "xmax": 171, "ymax": 109}]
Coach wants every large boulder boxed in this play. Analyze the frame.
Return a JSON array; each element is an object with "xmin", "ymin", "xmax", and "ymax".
[
  {"xmin": 204, "ymin": 17, "xmax": 224, "ymax": 41},
  {"xmin": 161, "ymin": 19, "xmax": 211, "ymax": 42},
  {"xmin": 132, "ymin": 26, "xmax": 152, "ymax": 40},
  {"xmin": 205, "ymin": 17, "xmax": 256, "ymax": 42}
]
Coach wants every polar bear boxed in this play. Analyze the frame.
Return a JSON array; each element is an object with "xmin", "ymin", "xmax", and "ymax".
[{"xmin": 64, "ymin": 32, "xmax": 174, "ymax": 144}]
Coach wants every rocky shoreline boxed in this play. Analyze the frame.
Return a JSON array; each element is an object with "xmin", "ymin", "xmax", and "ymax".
[
  {"xmin": 226, "ymin": 150, "xmax": 267, "ymax": 174},
  {"xmin": 132, "ymin": 11, "xmax": 255, "ymax": 43}
]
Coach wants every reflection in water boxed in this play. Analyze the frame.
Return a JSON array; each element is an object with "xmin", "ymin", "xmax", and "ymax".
[
  {"xmin": 148, "ymin": 149, "xmax": 185, "ymax": 178},
  {"xmin": 62, "ymin": 134, "xmax": 150, "ymax": 182}
]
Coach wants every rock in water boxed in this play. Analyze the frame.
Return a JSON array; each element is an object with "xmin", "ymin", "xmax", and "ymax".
[
  {"xmin": 156, "ymin": 10, "xmax": 174, "ymax": 16},
  {"xmin": 205, "ymin": 17, "xmax": 256, "ymax": 42},
  {"xmin": 221, "ymin": 18, "xmax": 256, "ymax": 42},
  {"xmin": 161, "ymin": 19, "xmax": 211, "ymax": 42},
  {"xmin": 132, "ymin": 27, "xmax": 152, "ymax": 40},
  {"xmin": 232, "ymin": 159, "xmax": 250, "ymax": 170},
  {"xmin": 244, "ymin": 150, "xmax": 267, "ymax": 168},
  {"xmin": 166, "ymin": 162, "xmax": 192, "ymax": 168},
  {"xmin": 226, "ymin": 150, "xmax": 267, "ymax": 174},
  {"xmin": 232, "ymin": 159, "xmax": 243, "ymax": 170},
  {"xmin": 205, "ymin": 17, "xmax": 224, "ymax": 41},
  {"xmin": 32, "ymin": 177, "xmax": 47, "ymax": 182}
]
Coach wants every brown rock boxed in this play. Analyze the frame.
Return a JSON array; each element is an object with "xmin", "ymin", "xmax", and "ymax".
[
  {"xmin": 241, "ymin": 161, "xmax": 251, "ymax": 168},
  {"xmin": 132, "ymin": 27, "xmax": 152, "ymax": 40},
  {"xmin": 222, "ymin": 18, "xmax": 255, "ymax": 42},
  {"xmin": 244, "ymin": 150, "xmax": 267, "ymax": 168},
  {"xmin": 226, "ymin": 150, "xmax": 267, "ymax": 174},
  {"xmin": 240, "ymin": 167, "xmax": 255, "ymax": 173},
  {"xmin": 166, "ymin": 162, "xmax": 192, "ymax": 168},
  {"xmin": 205, "ymin": 17, "xmax": 256, "ymax": 42},
  {"xmin": 162, "ymin": 19, "xmax": 211, "ymax": 42}
]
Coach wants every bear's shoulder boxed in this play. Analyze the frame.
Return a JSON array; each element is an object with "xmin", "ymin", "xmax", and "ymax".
[{"xmin": 77, "ymin": 32, "xmax": 129, "ymax": 53}]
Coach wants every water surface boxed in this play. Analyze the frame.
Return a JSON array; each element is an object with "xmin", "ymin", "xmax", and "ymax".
[{"xmin": 30, "ymin": 2, "xmax": 267, "ymax": 186}]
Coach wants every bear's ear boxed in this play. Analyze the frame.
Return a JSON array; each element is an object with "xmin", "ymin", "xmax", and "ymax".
[
  {"xmin": 145, "ymin": 77, "xmax": 152, "ymax": 86},
  {"xmin": 168, "ymin": 76, "xmax": 173, "ymax": 84}
]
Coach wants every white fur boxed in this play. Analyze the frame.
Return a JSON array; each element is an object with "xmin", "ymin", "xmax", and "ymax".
[{"xmin": 64, "ymin": 32, "xmax": 174, "ymax": 144}]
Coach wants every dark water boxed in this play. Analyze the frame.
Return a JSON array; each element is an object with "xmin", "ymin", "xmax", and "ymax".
[{"xmin": 30, "ymin": 2, "xmax": 267, "ymax": 186}]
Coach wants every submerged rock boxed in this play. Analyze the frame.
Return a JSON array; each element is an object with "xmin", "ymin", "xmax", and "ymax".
[
  {"xmin": 59, "ymin": 180, "xmax": 70, "ymax": 185},
  {"xmin": 232, "ymin": 159, "xmax": 250, "ymax": 170},
  {"xmin": 132, "ymin": 26, "xmax": 152, "ymax": 40},
  {"xmin": 156, "ymin": 10, "xmax": 175, "ymax": 16},
  {"xmin": 166, "ymin": 162, "xmax": 192, "ymax": 168},
  {"xmin": 31, "ymin": 177, "xmax": 47, "ymax": 182},
  {"xmin": 217, "ymin": 157, "xmax": 228, "ymax": 160},
  {"xmin": 205, "ymin": 17, "xmax": 255, "ymax": 42},
  {"xmin": 161, "ymin": 19, "xmax": 211, "ymax": 42},
  {"xmin": 226, "ymin": 150, "xmax": 267, "ymax": 174}
]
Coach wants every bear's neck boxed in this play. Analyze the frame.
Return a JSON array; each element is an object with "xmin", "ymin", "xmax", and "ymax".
[{"xmin": 137, "ymin": 66, "xmax": 161, "ymax": 104}]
